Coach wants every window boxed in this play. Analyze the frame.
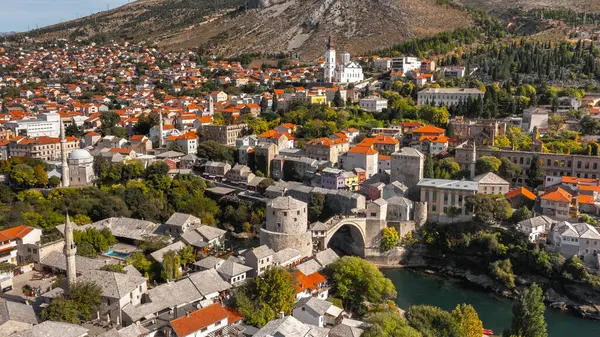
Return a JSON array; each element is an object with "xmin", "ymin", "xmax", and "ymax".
[
  {"xmin": 201, "ymin": 327, "xmax": 208, "ymax": 332},
  {"xmin": 432, "ymin": 205, "xmax": 437, "ymax": 212}
]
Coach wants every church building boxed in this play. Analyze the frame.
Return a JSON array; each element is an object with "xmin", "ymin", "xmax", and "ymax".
[{"xmin": 323, "ymin": 37, "xmax": 364, "ymax": 84}]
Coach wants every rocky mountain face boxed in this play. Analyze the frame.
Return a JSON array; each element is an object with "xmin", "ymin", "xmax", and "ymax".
[
  {"xmin": 165, "ymin": 0, "xmax": 473, "ymax": 60},
  {"xmin": 26, "ymin": 0, "xmax": 472, "ymax": 60}
]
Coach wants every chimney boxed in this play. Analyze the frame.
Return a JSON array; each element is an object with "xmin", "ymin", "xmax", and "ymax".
[
  {"xmin": 186, "ymin": 312, "xmax": 190, "ymax": 318},
  {"xmin": 279, "ymin": 311, "xmax": 285, "ymax": 319}
]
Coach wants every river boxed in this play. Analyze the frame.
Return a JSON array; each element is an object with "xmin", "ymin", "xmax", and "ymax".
[
  {"xmin": 0, "ymin": 0, "xmax": 131, "ymax": 32},
  {"xmin": 383, "ymin": 268, "xmax": 600, "ymax": 337}
]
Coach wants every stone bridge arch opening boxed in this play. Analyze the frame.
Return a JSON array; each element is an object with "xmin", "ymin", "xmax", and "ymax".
[{"xmin": 325, "ymin": 222, "xmax": 366, "ymax": 257}]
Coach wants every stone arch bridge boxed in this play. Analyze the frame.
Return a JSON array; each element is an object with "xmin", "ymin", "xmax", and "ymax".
[{"xmin": 310, "ymin": 216, "xmax": 386, "ymax": 258}]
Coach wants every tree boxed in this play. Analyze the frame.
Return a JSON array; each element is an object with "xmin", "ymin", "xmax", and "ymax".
[
  {"xmin": 363, "ymin": 311, "xmax": 422, "ymax": 337},
  {"xmin": 100, "ymin": 264, "xmax": 126, "ymax": 273},
  {"xmin": 33, "ymin": 164, "xmax": 48, "ymax": 187},
  {"xmin": 527, "ymin": 156, "xmax": 543, "ymax": 188},
  {"xmin": 197, "ymin": 140, "xmax": 235, "ymax": 163},
  {"xmin": 512, "ymin": 206, "xmax": 533, "ymax": 223},
  {"xmin": 424, "ymin": 154, "xmax": 434, "ymax": 178},
  {"xmin": 179, "ymin": 245, "xmax": 196, "ymax": 270},
  {"xmin": 435, "ymin": 157, "xmax": 461, "ymax": 179},
  {"xmin": 127, "ymin": 252, "xmax": 153, "ymax": 278},
  {"xmin": 308, "ymin": 192, "xmax": 326, "ymax": 222},
  {"xmin": 236, "ymin": 268, "xmax": 296, "ymax": 327},
  {"xmin": 136, "ymin": 235, "xmax": 170, "ymax": 253},
  {"xmin": 11, "ymin": 164, "xmax": 36, "ymax": 187},
  {"xmin": 489, "ymin": 258, "xmax": 515, "ymax": 288},
  {"xmin": 326, "ymin": 256, "xmax": 396, "ymax": 310},
  {"xmin": 508, "ymin": 283, "xmax": 547, "ymax": 337},
  {"xmin": 72, "ymin": 214, "xmax": 91, "ymax": 226},
  {"xmin": 333, "ymin": 89, "xmax": 345, "ymax": 108},
  {"xmin": 578, "ymin": 214, "xmax": 598, "ymax": 226},
  {"xmin": 499, "ymin": 157, "xmax": 522, "ymax": 182},
  {"xmin": 452, "ymin": 304, "xmax": 483, "ymax": 337},
  {"xmin": 48, "ymin": 175, "xmax": 61, "ymax": 187},
  {"xmin": 406, "ymin": 305, "xmax": 463, "ymax": 337},
  {"xmin": 257, "ymin": 178, "xmax": 274, "ymax": 194},
  {"xmin": 466, "ymin": 195, "xmax": 513, "ymax": 224},
  {"xmin": 65, "ymin": 124, "xmax": 84, "ymax": 137},
  {"xmin": 41, "ymin": 298, "xmax": 80, "ymax": 323},
  {"xmin": 161, "ymin": 250, "xmax": 181, "ymax": 281},
  {"xmin": 41, "ymin": 281, "xmax": 103, "ymax": 323},
  {"xmin": 475, "ymin": 156, "xmax": 501, "ymax": 175},
  {"xmin": 446, "ymin": 206, "xmax": 461, "ymax": 223},
  {"xmin": 381, "ymin": 227, "xmax": 400, "ymax": 252}
]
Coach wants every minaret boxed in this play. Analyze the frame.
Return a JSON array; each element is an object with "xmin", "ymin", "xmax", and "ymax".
[
  {"xmin": 60, "ymin": 121, "xmax": 70, "ymax": 187},
  {"xmin": 64, "ymin": 211, "xmax": 77, "ymax": 290},
  {"xmin": 469, "ymin": 141, "xmax": 477, "ymax": 179},
  {"xmin": 158, "ymin": 112, "xmax": 164, "ymax": 148},
  {"xmin": 324, "ymin": 36, "xmax": 336, "ymax": 83},
  {"xmin": 208, "ymin": 95, "xmax": 214, "ymax": 116}
]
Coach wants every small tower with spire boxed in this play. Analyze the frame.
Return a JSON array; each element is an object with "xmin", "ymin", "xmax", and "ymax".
[
  {"xmin": 323, "ymin": 35, "xmax": 336, "ymax": 83},
  {"xmin": 64, "ymin": 211, "xmax": 77, "ymax": 290},
  {"xmin": 60, "ymin": 121, "xmax": 70, "ymax": 187},
  {"xmin": 208, "ymin": 95, "xmax": 214, "ymax": 116},
  {"xmin": 158, "ymin": 112, "xmax": 164, "ymax": 148},
  {"xmin": 469, "ymin": 141, "xmax": 477, "ymax": 179}
]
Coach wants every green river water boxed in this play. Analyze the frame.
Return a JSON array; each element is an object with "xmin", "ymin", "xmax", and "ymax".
[{"xmin": 383, "ymin": 268, "xmax": 600, "ymax": 337}]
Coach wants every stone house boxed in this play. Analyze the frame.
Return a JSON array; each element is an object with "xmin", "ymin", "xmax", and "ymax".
[
  {"xmin": 474, "ymin": 172, "xmax": 510, "ymax": 195},
  {"xmin": 550, "ymin": 221, "xmax": 600, "ymax": 263}
]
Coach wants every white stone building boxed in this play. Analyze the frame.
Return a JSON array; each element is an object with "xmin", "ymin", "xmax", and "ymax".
[
  {"xmin": 417, "ymin": 88, "xmax": 484, "ymax": 107},
  {"xmin": 359, "ymin": 97, "xmax": 388, "ymax": 112},
  {"xmin": 323, "ymin": 37, "xmax": 364, "ymax": 84},
  {"xmin": 67, "ymin": 149, "xmax": 95, "ymax": 187}
]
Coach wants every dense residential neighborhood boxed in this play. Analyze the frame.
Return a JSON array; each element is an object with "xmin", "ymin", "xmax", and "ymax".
[{"xmin": 0, "ymin": 2, "xmax": 599, "ymax": 337}]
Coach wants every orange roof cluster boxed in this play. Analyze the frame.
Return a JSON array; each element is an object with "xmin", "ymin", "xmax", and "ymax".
[
  {"xmin": 578, "ymin": 195, "xmax": 595, "ymax": 205},
  {"xmin": 541, "ymin": 188, "xmax": 572, "ymax": 203},
  {"xmin": 170, "ymin": 303, "xmax": 229, "ymax": 336},
  {"xmin": 348, "ymin": 146, "xmax": 378, "ymax": 155},
  {"xmin": 306, "ymin": 137, "xmax": 346, "ymax": 147},
  {"xmin": 412, "ymin": 125, "xmax": 445, "ymax": 134},
  {"xmin": 258, "ymin": 130, "xmax": 293, "ymax": 140},
  {"xmin": 373, "ymin": 134, "xmax": 399, "ymax": 145},
  {"xmin": 0, "ymin": 225, "xmax": 34, "ymax": 241},
  {"xmin": 562, "ymin": 176, "xmax": 598, "ymax": 185},
  {"xmin": 419, "ymin": 135, "xmax": 449, "ymax": 143},
  {"xmin": 292, "ymin": 271, "xmax": 327, "ymax": 294},
  {"xmin": 505, "ymin": 187, "xmax": 537, "ymax": 201}
]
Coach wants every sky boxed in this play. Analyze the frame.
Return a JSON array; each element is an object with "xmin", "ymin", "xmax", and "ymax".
[{"xmin": 0, "ymin": 0, "xmax": 130, "ymax": 32}]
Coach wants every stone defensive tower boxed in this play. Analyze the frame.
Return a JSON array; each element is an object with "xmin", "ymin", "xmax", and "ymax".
[{"xmin": 260, "ymin": 196, "xmax": 312, "ymax": 257}]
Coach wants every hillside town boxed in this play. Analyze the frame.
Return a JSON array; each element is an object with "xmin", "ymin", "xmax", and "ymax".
[{"xmin": 0, "ymin": 15, "xmax": 599, "ymax": 337}]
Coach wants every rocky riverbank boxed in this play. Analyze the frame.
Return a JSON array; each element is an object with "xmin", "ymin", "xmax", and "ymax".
[{"xmin": 369, "ymin": 248, "xmax": 600, "ymax": 321}]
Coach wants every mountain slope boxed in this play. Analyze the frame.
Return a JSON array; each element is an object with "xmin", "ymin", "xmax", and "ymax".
[
  {"xmin": 27, "ymin": 0, "xmax": 472, "ymax": 60},
  {"xmin": 454, "ymin": 0, "xmax": 600, "ymax": 12}
]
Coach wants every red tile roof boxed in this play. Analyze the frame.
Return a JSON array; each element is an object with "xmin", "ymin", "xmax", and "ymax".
[
  {"xmin": 0, "ymin": 225, "xmax": 34, "ymax": 241},
  {"xmin": 292, "ymin": 271, "xmax": 327, "ymax": 294},
  {"xmin": 541, "ymin": 188, "xmax": 572, "ymax": 203},
  {"xmin": 170, "ymin": 303, "xmax": 228, "ymax": 336},
  {"xmin": 348, "ymin": 146, "xmax": 378, "ymax": 155},
  {"xmin": 505, "ymin": 187, "xmax": 537, "ymax": 201},
  {"xmin": 412, "ymin": 125, "xmax": 445, "ymax": 134}
]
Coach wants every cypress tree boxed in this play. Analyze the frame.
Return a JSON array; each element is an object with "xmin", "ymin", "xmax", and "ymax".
[{"xmin": 506, "ymin": 283, "xmax": 547, "ymax": 337}]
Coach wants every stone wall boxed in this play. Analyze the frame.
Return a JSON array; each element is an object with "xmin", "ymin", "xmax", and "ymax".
[{"xmin": 260, "ymin": 228, "xmax": 313, "ymax": 257}]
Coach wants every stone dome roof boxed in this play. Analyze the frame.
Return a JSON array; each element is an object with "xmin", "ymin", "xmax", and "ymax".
[
  {"xmin": 68, "ymin": 149, "xmax": 93, "ymax": 161},
  {"xmin": 268, "ymin": 196, "xmax": 306, "ymax": 210}
]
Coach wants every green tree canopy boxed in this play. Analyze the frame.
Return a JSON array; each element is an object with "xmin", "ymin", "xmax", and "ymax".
[
  {"xmin": 236, "ymin": 268, "xmax": 296, "ymax": 327},
  {"xmin": 405, "ymin": 305, "xmax": 463, "ymax": 337},
  {"xmin": 508, "ymin": 283, "xmax": 547, "ymax": 337},
  {"xmin": 326, "ymin": 256, "xmax": 396, "ymax": 311},
  {"xmin": 475, "ymin": 156, "xmax": 502, "ymax": 175},
  {"xmin": 381, "ymin": 227, "xmax": 400, "ymax": 252}
]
